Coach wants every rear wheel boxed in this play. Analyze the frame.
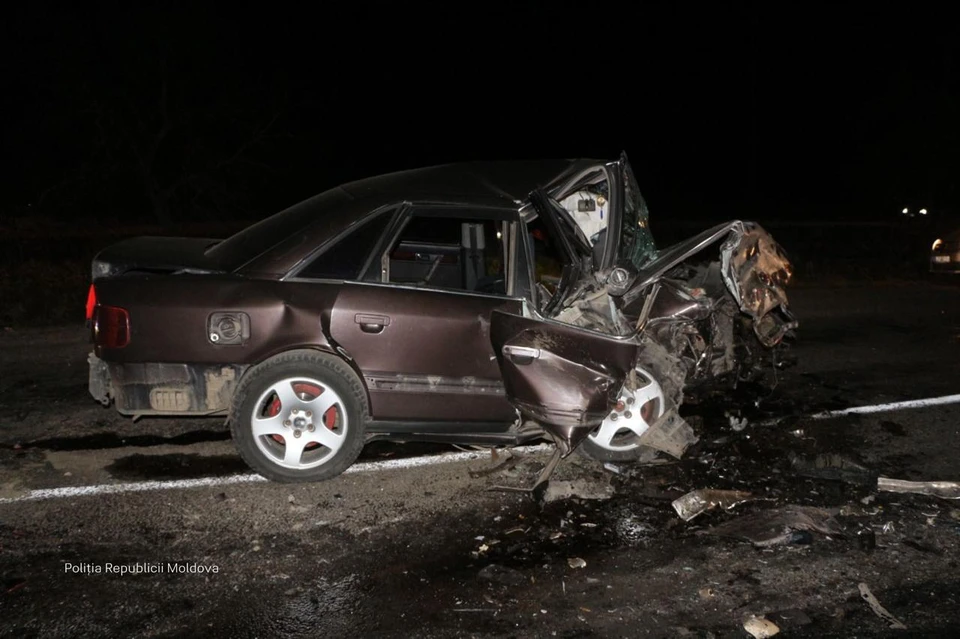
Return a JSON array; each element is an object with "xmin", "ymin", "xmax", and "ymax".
[
  {"xmin": 577, "ymin": 365, "xmax": 666, "ymax": 463},
  {"xmin": 230, "ymin": 350, "xmax": 367, "ymax": 482}
]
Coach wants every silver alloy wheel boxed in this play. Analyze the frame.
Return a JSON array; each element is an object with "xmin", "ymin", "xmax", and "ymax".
[
  {"xmin": 250, "ymin": 376, "xmax": 347, "ymax": 470},
  {"xmin": 586, "ymin": 366, "xmax": 665, "ymax": 452}
]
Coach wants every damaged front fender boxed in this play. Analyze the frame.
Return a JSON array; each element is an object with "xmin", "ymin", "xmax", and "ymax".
[
  {"xmin": 720, "ymin": 222, "xmax": 797, "ymax": 347},
  {"xmin": 616, "ymin": 220, "xmax": 797, "ymax": 347}
]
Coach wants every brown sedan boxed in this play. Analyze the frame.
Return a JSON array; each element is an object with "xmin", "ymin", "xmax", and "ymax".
[{"xmin": 87, "ymin": 153, "xmax": 797, "ymax": 483}]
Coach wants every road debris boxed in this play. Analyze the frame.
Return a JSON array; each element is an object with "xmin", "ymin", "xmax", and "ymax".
[
  {"xmin": 567, "ymin": 557, "xmax": 587, "ymax": 569},
  {"xmin": 701, "ymin": 505, "xmax": 843, "ymax": 547},
  {"xmin": 543, "ymin": 479, "xmax": 615, "ymax": 504},
  {"xmin": 478, "ymin": 564, "xmax": 525, "ymax": 587},
  {"xmin": 672, "ymin": 488, "xmax": 754, "ymax": 521},
  {"xmin": 858, "ymin": 582, "xmax": 907, "ymax": 630},
  {"xmin": 877, "ymin": 477, "xmax": 960, "ymax": 500},
  {"xmin": 636, "ymin": 408, "xmax": 699, "ymax": 458},
  {"xmin": 742, "ymin": 615, "xmax": 780, "ymax": 638},
  {"xmin": 728, "ymin": 412, "xmax": 749, "ymax": 432},
  {"xmin": 789, "ymin": 452, "xmax": 877, "ymax": 486}
]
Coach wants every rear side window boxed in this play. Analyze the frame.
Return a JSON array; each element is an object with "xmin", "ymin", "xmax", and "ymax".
[{"xmin": 296, "ymin": 213, "xmax": 390, "ymax": 280}]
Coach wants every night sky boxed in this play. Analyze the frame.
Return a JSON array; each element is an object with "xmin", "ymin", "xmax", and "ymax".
[{"xmin": 3, "ymin": 3, "xmax": 957, "ymax": 227}]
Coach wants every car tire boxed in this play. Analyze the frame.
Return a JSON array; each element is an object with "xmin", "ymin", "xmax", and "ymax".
[
  {"xmin": 230, "ymin": 350, "xmax": 368, "ymax": 483},
  {"xmin": 576, "ymin": 360, "xmax": 679, "ymax": 464}
]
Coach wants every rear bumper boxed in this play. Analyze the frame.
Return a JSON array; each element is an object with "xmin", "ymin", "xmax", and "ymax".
[{"xmin": 88, "ymin": 352, "xmax": 246, "ymax": 417}]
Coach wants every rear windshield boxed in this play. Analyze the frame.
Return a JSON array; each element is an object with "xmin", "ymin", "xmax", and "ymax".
[{"xmin": 206, "ymin": 187, "xmax": 352, "ymax": 270}]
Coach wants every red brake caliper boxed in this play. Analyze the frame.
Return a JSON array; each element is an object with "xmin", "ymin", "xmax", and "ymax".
[
  {"xmin": 266, "ymin": 383, "xmax": 334, "ymax": 448},
  {"xmin": 267, "ymin": 397, "xmax": 284, "ymax": 445}
]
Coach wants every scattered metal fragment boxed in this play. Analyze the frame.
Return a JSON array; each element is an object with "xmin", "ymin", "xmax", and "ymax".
[
  {"xmin": 743, "ymin": 615, "xmax": 780, "ymax": 638},
  {"xmin": 636, "ymin": 407, "xmax": 698, "ymax": 459},
  {"xmin": 702, "ymin": 505, "xmax": 843, "ymax": 547},
  {"xmin": 858, "ymin": 582, "xmax": 907, "ymax": 630},
  {"xmin": 672, "ymin": 488, "xmax": 754, "ymax": 521},
  {"xmin": 877, "ymin": 477, "xmax": 960, "ymax": 500},
  {"xmin": 542, "ymin": 479, "xmax": 615, "ymax": 504},
  {"xmin": 567, "ymin": 557, "xmax": 587, "ymax": 569}
]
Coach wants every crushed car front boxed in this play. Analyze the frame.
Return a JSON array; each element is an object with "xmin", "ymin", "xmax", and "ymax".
[{"xmin": 491, "ymin": 152, "xmax": 798, "ymax": 456}]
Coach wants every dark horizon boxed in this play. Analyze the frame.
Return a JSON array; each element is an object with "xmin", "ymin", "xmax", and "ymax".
[{"xmin": 3, "ymin": 4, "xmax": 958, "ymax": 228}]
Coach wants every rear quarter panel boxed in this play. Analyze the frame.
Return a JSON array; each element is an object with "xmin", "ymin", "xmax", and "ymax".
[{"xmin": 94, "ymin": 274, "xmax": 340, "ymax": 366}]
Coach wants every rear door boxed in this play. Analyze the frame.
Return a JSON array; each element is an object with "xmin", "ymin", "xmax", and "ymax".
[{"xmin": 328, "ymin": 206, "xmax": 522, "ymax": 423}]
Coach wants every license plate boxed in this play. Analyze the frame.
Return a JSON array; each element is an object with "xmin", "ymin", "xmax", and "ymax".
[{"xmin": 933, "ymin": 255, "xmax": 951, "ymax": 263}]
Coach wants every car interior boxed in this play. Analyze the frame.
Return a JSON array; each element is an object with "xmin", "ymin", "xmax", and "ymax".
[{"xmin": 384, "ymin": 214, "xmax": 508, "ymax": 295}]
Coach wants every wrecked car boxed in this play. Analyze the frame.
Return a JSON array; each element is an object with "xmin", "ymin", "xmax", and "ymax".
[
  {"xmin": 930, "ymin": 229, "xmax": 960, "ymax": 274},
  {"xmin": 86, "ymin": 153, "xmax": 797, "ymax": 483}
]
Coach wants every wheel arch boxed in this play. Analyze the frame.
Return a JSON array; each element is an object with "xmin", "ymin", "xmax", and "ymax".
[{"xmin": 228, "ymin": 345, "xmax": 370, "ymax": 423}]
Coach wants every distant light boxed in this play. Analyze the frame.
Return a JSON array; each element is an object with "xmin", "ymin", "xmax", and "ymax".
[
  {"xmin": 933, "ymin": 238, "xmax": 943, "ymax": 251},
  {"xmin": 902, "ymin": 208, "xmax": 909, "ymax": 214},
  {"xmin": 920, "ymin": 208, "xmax": 928, "ymax": 215},
  {"xmin": 496, "ymin": 231, "xmax": 502, "ymax": 239}
]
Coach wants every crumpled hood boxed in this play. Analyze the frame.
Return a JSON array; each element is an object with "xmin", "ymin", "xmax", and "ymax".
[{"xmin": 612, "ymin": 220, "xmax": 797, "ymax": 347}]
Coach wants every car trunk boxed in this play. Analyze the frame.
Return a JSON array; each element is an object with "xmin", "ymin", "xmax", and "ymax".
[{"xmin": 91, "ymin": 236, "xmax": 224, "ymax": 280}]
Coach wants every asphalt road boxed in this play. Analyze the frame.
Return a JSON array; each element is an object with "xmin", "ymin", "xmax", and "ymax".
[{"xmin": 1, "ymin": 281, "xmax": 960, "ymax": 638}]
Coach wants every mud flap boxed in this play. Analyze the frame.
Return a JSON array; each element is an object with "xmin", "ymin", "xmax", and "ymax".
[{"xmin": 88, "ymin": 352, "xmax": 111, "ymax": 406}]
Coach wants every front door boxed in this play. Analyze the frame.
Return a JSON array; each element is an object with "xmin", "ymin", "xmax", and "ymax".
[
  {"xmin": 329, "ymin": 206, "xmax": 522, "ymax": 423},
  {"xmin": 489, "ymin": 308, "xmax": 639, "ymax": 454}
]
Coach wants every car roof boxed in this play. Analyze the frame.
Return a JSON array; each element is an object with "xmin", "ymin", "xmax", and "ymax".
[
  {"xmin": 215, "ymin": 158, "xmax": 604, "ymax": 276},
  {"xmin": 337, "ymin": 158, "xmax": 602, "ymax": 205}
]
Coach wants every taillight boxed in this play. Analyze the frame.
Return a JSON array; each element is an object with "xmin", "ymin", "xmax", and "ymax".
[
  {"xmin": 85, "ymin": 284, "xmax": 97, "ymax": 321},
  {"xmin": 94, "ymin": 305, "xmax": 130, "ymax": 349}
]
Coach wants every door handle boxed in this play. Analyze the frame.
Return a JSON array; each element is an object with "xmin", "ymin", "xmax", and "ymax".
[
  {"xmin": 355, "ymin": 313, "xmax": 390, "ymax": 334},
  {"xmin": 502, "ymin": 345, "xmax": 540, "ymax": 365}
]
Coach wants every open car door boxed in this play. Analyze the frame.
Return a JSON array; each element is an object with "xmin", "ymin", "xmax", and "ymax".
[{"xmin": 489, "ymin": 308, "xmax": 639, "ymax": 456}]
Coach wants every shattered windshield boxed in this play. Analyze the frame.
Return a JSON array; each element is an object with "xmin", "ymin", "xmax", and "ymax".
[{"xmin": 618, "ymin": 158, "xmax": 657, "ymax": 269}]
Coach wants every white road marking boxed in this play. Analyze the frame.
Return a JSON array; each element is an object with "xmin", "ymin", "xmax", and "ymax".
[
  {"xmin": 0, "ymin": 444, "xmax": 551, "ymax": 504},
  {"xmin": 808, "ymin": 393, "xmax": 960, "ymax": 420},
  {"xmin": 6, "ymin": 392, "xmax": 960, "ymax": 504}
]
